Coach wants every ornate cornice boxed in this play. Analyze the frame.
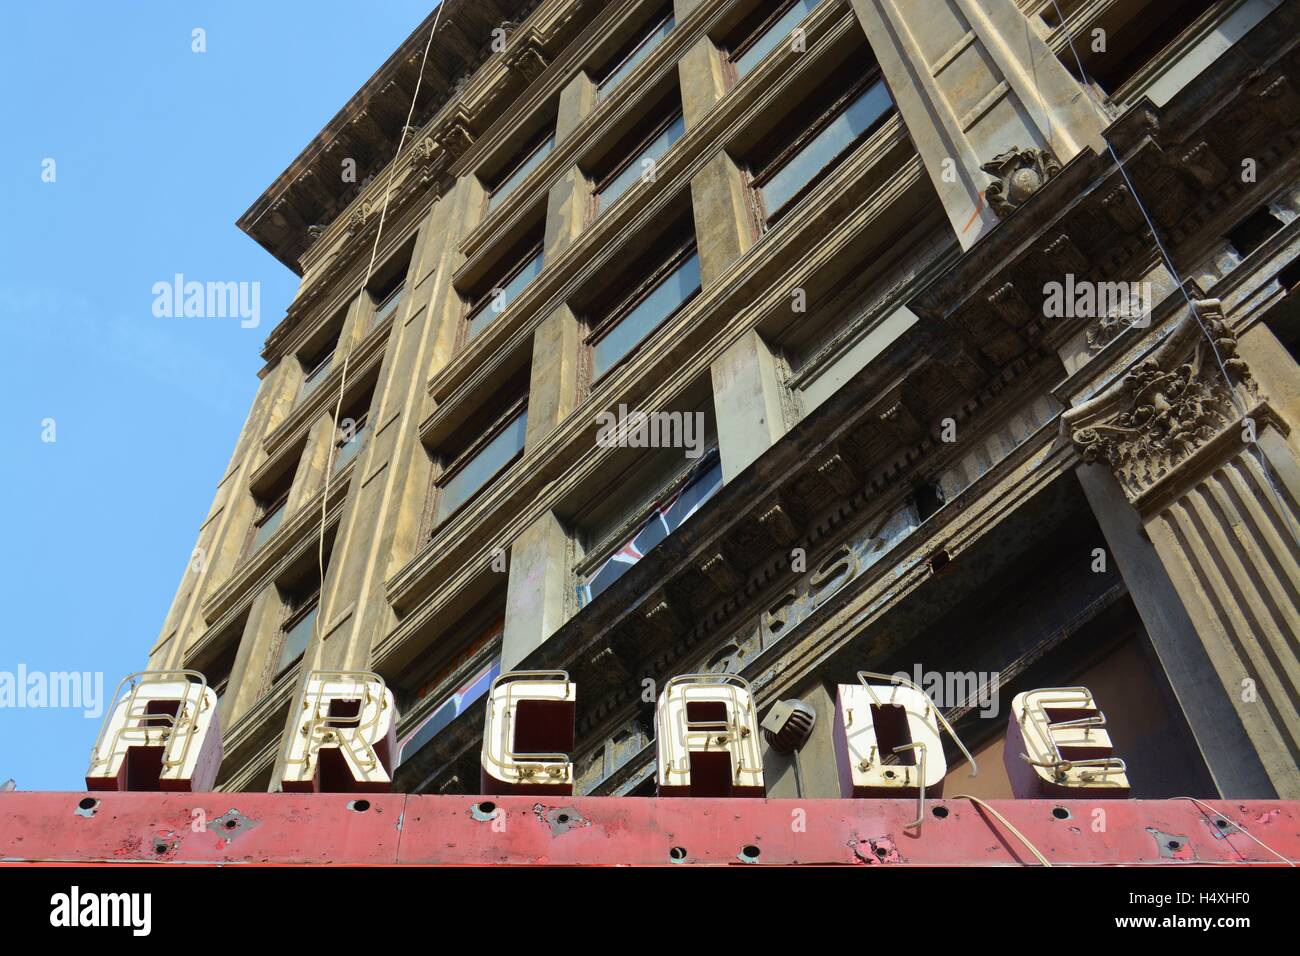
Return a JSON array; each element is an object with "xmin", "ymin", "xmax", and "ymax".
[{"xmin": 236, "ymin": 0, "xmax": 578, "ymax": 276}]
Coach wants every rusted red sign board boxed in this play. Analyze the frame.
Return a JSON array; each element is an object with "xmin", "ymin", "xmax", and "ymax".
[{"xmin": 2, "ymin": 792, "xmax": 1296, "ymax": 866}]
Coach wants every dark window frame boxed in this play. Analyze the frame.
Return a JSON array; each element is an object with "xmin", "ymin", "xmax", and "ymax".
[
  {"xmin": 459, "ymin": 240, "xmax": 546, "ymax": 349},
  {"xmin": 427, "ymin": 395, "xmax": 530, "ymax": 533},
  {"xmin": 584, "ymin": 236, "xmax": 700, "ymax": 384},
  {"xmin": 575, "ymin": 445, "xmax": 722, "ymax": 601},
  {"xmin": 275, "ymin": 590, "xmax": 320, "ymax": 678},
  {"xmin": 596, "ymin": 6, "xmax": 675, "ymax": 97},
  {"xmin": 485, "ymin": 128, "xmax": 557, "ymax": 213},
  {"xmin": 590, "ymin": 108, "xmax": 685, "ymax": 218},
  {"xmin": 724, "ymin": 0, "xmax": 813, "ymax": 83},
  {"xmin": 243, "ymin": 487, "xmax": 291, "ymax": 559},
  {"xmin": 747, "ymin": 68, "xmax": 888, "ymax": 227}
]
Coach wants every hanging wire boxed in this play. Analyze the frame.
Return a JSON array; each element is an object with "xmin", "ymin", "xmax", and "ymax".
[
  {"xmin": 1049, "ymin": 0, "xmax": 1300, "ymax": 549},
  {"xmin": 312, "ymin": 3, "xmax": 446, "ymax": 651},
  {"xmin": 1173, "ymin": 795, "xmax": 1297, "ymax": 865}
]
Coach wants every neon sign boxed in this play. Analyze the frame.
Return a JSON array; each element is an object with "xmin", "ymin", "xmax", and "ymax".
[{"xmin": 88, "ymin": 669, "xmax": 1130, "ymax": 801}]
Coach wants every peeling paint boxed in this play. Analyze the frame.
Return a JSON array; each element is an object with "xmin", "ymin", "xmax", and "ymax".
[
  {"xmin": 533, "ymin": 804, "xmax": 588, "ymax": 836},
  {"xmin": 850, "ymin": 834, "xmax": 902, "ymax": 864},
  {"xmin": 1148, "ymin": 827, "xmax": 1194, "ymax": 860},
  {"xmin": 210, "ymin": 808, "xmax": 258, "ymax": 842}
]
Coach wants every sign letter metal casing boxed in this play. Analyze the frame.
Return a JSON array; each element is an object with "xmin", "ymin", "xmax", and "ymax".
[{"xmin": 86, "ymin": 671, "xmax": 223, "ymax": 792}]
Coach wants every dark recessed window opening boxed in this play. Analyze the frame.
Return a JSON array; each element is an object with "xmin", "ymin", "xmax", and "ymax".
[
  {"xmin": 596, "ymin": 5, "xmax": 675, "ymax": 98},
  {"xmin": 1085, "ymin": 0, "xmax": 1216, "ymax": 94},
  {"xmin": 748, "ymin": 66, "xmax": 893, "ymax": 226},
  {"xmin": 487, "ymin": 128, "xmax": 556, "ymax": 213},
  {"xmin": 727, "ymin": 0, "xmax": 823, "ymax": 79},
  {"xmin": 913, "ymin": 480, "xmax": 945, "ymax": 522},
  {"xmin": 1225, "ymin": 206, "xmax": 1286, "ymax": 259}
]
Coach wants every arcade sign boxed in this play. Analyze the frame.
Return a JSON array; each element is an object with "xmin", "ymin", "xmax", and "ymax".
[{"xmin": 87, "ymin": 668, "xmax": 1130, "ymax": 802}]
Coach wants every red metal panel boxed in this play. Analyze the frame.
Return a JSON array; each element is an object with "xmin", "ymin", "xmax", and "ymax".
[
  {"xmin": 0, "ymin": 792, "xmax": 404, "ymax": 866},
  {"xmin": 1, "ymin": 793, "xmax": 1297, "ymax": 866}
]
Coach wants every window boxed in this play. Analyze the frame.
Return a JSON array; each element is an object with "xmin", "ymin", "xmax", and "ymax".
[
  {"xmin": 203, "ymin": 634, "xmax": 241, "ymax": 708},
  {"xmin": 371, "ymin": 281, "xmax": 404, "ymax": 328},
  {"xmin": 298, "ymin": 348, "xmax": 334, "ymax": 403},
  {"xmin": 1083, "ymin": 0, "xmax": 1216, "ymax": 95},
  {"xmin": 597, "ymin": 8, "xmax": 674, "ymax": 98},
  {"xmin": 465, "ymin": 245, "xmax": 544, "ymax": 341},
  {"xmin": 752, "ymin": 75, "xmax": 892, "ymax": 223},
  {"xmin": 578, "ymin": 453, "xmax": 722, "ymax": 605},
  {"xmin": 396, "ymin": 619, "xmax": 503, "ymax": 764},
  {"xmin": 277, "ymin": 597, "xmax": 318, "ymax": 676},
  {"xmin": 488, "ymin": 132, "xmax": 555, "ymax": 212},
  {"xmin": 333, "ymin": 412, "xmax": 369, "ymax": 473},
  {"xmin": 590, "ymin": 246, "xmax": 700, "ymax": 379},
  {"xmin": 594, "ymin": 112, "xmax": 685, "ymax": 214},
  {"xmin": 248, "ymin": 491, "xmax": 289, "ymax": 554},
  {"xmin": 730, "ymin": 0, "xmax": 822, "ymax": 78},
  {"xmin": 435, "ymin": 408, "xmax": 528, "ymax": 525},
  {"xmin": 1225, "ymin": 206, "xmax": 1286, "ymax": 259},
  {"xmin": 398, "ymin": 654, "xmax": 501, "ymax": 764}
]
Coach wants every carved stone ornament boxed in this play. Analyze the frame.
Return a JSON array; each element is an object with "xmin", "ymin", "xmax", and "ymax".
[
  {"xmin": 982, "ymin": 147, "xmax": 1062, "ymax": 219},
  {"xmin": 1086, "ymin": 285, "xmax": 1148, "ymax": 352},
  {"xmin": 1064, "ymin": 299, "xmax": 1257, "ymax": 503},
  {"xmin": 504, "ymin": 37, "xmax": 549, "ymax": 82}
]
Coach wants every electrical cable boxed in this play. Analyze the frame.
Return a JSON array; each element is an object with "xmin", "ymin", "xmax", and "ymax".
[
  {"xmin": 1048, "ymin": 0, "xmax": 1300, "ymax": 548},
  {"xmin": 311, "ymin": 3, "xmax": 446, "ymax": 652},
  {"xmin": 952, "ymin": 794, "xmax": 1054, "ymax": 866}
]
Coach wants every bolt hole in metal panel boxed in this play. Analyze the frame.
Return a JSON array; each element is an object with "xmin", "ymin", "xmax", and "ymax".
[{"xmin": 2, "ymin": 795, "xmax": 1297, "ymax": 866}]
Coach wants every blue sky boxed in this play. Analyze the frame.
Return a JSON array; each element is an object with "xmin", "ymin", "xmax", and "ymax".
[{"xmin": 0, "ymin": 1, "xmax": 434, "ymax": 790}]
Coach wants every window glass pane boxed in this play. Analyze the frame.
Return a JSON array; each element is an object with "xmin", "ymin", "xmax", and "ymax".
[
  {"xmin": 735, "ymin": 0, "xmax": 820, "ymax": 77},
  {"xmin": 598, "ymin": 114, "xmax": 685, "ymax": 213},
  {"xmin": 299, "ymin": 352, "xmax": 333, "ymax": 402},
  {"xmin": 579, "ymin": 457, "xmax": 722, "ymax": 605},
  {"xmin": 250, "ymin": 500, "xmax": 286, "ymax": 552},
  {"xmin": 398, "ymin": 656, "xmax": 501, "ymax": 764},
  {"xmin": 598, "ymin": 14, "xmax": 674, "ymax": 96},
  {"xmin": 488, "ymin": 134, "xmax": 555, "ymax": 212},
  {"xmin": 372, "ymin": 283, "xmax": 404, "ymax": 327},
  {"xmin": 436, "ymin": 409, "xmax": 528, "ymax": 523},
  {"xmin": 761, "ymin": 79, "xmax": 892, "ymax": 215},
  {"xmin": 334, "ymin": 419, "xmax": 368, "ymax": 472},
  {"xmin": 592, "ymin": 251, "xmax": 700, "ymax": 378},
  {"xmin": 277, "ymin": 604, "xmax": 317, "ymax": 674},
  {"xmin": 466, "ymin": 249, "xmax": 544, "ymax": 341}
]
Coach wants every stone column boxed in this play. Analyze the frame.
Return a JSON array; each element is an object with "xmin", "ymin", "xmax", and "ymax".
[
  {"xmin": 544, "ymin": 166, "xmax": 591, "ymax": 259},
  {"xmin": 848, "ymin": 0, "xmax": 1105, "ymax": 248},
  {"xmin": 502, "ymin": 510, "xmax": 572, "ymax": 670},
  {"xmin": 556, "ymin": 71, "xmax": 597, "ymax": 145},
  {"xmin": 677, "ymin": 35, "xmax": 729, "ymax": 130},
  {"xmin": 525, "ymin": 305, "xmax": 581, "ymax": 450},
  {"xmin": 1064, "ymin": 299, "xmax": 1300, "ymax": 798},
  {"xmin": 711, "ymin": 329, "xmax": 791, "ymax": 483},
  {"xmin": 690, "ymin": 149, "xmax": 753, "ymax": 288}
]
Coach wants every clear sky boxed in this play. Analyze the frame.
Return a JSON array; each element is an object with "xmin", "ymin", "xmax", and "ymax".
[{"xmin": 0, "ymin": 1, "xmax": 435, "ymax": 790}]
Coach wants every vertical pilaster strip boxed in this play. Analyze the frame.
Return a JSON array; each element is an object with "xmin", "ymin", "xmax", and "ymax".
[
  {"xmin": 690, "ymin": 149, "xmax": 753, "ymax": 288},
  {"xmin": 544, "ymin": 166, "xmax": 591, "ymax": 259},
  {"xmin": 525, "ymin": 305, "xmax": 581, "ymax": 450},
  {"xmin": 502, "ymin": 510, "xmax": 572, "ymax": 670},
  {"xmin": 556, "ymin": 71, "xmax": 597, "ymax": 145},
  {"xmin": 848, "ymin": 0, "xmax": 1104, "ymax": 248},
  {"xmin": 678, "ymin": 35, "xmax": 728, "ymax": 130},
  {"xmin": 711, "ymin": 329, "xmax": 790, "ymax": 483}
]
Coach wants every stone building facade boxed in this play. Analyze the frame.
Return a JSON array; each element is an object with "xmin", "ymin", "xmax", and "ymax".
[{"xmin": 144, "ymin": 0, "xmax": 1300, "ymax": 800}]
